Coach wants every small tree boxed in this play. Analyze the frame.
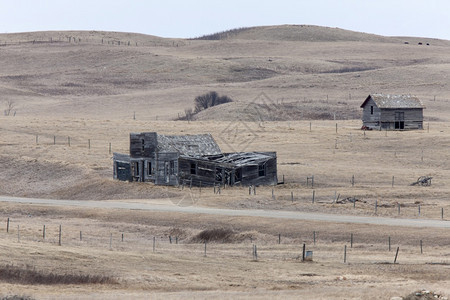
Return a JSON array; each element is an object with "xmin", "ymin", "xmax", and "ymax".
[
  {"xmin": 194, "ymin": 91, "xmax": 233, "ymax": 113},
  {"xmin": 4, "ymin": 99, "xmax": 16, "ymax": 116}
]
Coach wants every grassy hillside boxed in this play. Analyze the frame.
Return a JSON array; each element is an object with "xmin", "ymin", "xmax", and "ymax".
[
  {"xmin": 0, "ymin": 25, "xmax": 449, "ymax": 123},
  {"xmin": 193, "ymin": 24, "xmax": 401, "ymax": 43}
]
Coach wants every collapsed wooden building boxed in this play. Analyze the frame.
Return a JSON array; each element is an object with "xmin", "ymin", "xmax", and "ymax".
[
  {"xmin": 113, "ymin": 132, "xmax": 277, "ymax": 186},
  {"xmin": 360, "ymin": 94, "xmax": 425, "ymax": 130}
]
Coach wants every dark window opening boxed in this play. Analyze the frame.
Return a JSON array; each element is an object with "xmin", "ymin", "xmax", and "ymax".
[
  {"xmin": 395, "ymin": 121, "xmax": 405, "ymax": 130},
  {"xmin": 134, "ymin": 162, "xmax": 140, "ymax": 177},
  {"xmin": 141, "ymin": 139, "xmax": 145, "ymax": 152},
  {"xmin": 170, "ymin": 161, "xmax": 175, "ymax": 175},
  {"xmin": 147, "ymin": 161, "xmax": 152, "ymax": 176},
  {"xmin": 395, "ymin": 112, "xmax": 405, "ymax": 130},
  {"xmin": 234, "ymin": 168, "xmax": 242, "ymax": 182},
  {"xmin": 370, "ymin": 106, "xmax": 374, "ymax": 115},
  {"xmin": 215, "ymin": 167, "xmax": 223, "ymax": 182},
  {"xmin": 258, "ymin": 164, "xmax": 266, "ymax": 177},
  {"xmin": 190, "ymin": 163, "xmax": 197, "ymax": 175}
]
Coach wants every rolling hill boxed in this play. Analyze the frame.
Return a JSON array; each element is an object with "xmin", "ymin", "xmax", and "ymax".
[{"xmin": 0, "ymin": 25, "xmax": 449, "ymax": 121}]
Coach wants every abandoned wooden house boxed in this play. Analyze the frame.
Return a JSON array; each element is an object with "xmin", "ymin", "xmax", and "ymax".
[
  {"xmin": 113, "ymin": 132, "xmax": 277, "ymax": 186},
  {"xmin": 360, "ymin": 94, "xmax": 425, "ymax": 130}
]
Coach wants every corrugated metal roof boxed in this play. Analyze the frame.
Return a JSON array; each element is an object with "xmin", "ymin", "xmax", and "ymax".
[
  {"xmin": 361, "ymin": 94, "xmax": 425, "ymax": 109},
  {"xmin": 157, "ymin": 134, "xmax": 222, "ymax": 158}
]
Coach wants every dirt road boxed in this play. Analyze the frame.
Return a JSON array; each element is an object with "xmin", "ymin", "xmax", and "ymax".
[{"xmin": 1, "ymin": 196, "xmax": 449, "ymax": 229}]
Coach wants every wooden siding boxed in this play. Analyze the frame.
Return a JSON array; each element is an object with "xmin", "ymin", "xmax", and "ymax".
[
  {"xmin": 115, "ymin": 133, "xmax": 278, "ymax": 186},
  {"xmin": 155, "ymin": 152, "xmax": 179, "ymax": 186},
  {"xmin": 114, "ymin": 161, "xmax": 131, "ymax": 181},
  {"xmin": 362, "ymin": 98, "xmax": 423, "ymax": 130},
  {"xmin": 130, "ymin": 132, "xmax": 157, "ymax": 158},
  {"xmin": 178, "ymin": 157, "xmax": 217, "ymax": 187},
  {"xmin": 240, "ymin": 155, "xmax": 277, "ymax": 186},
  {"xmin": 361, "ymin": 98, "xmax": 382, "ymax": 125}
]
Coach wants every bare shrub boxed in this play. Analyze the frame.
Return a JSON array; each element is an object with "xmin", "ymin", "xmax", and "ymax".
[
  {"xmin": 184, "ymin": 108, "xmax": 193, "ymax": 121},
  {"xmin": 194, "ymin": 91, "xmax": 233, "ymax": 113},
  {"xmin": 192, "ymin": 228, "xmax": 235, "ymax": 243},
  {"xmin": 4, "ymin": 99, "xmax": 15, "ymax": 116}
]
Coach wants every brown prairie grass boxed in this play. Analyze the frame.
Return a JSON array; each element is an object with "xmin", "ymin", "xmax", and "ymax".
[
  {"xmin": 0, "ymin": 28, "xmax": 450, "ymax": 299},
  {"xmin": 0, "ymin": 205, "xmax": 449, "ymax": 299}
]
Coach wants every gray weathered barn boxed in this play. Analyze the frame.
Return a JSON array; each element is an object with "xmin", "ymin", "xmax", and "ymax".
[
  {"xmin": 113, "ymin": 132, "xmax": 277, "ymax": 186},
  {"xmin": 360, "ymin": 94, "xmax": 425, "ymax": 130}
]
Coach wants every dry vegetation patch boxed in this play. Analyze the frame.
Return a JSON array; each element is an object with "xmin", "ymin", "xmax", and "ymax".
[{"xmin": 0, "ymin": 264, "xmax": 117, "ymax": 285}]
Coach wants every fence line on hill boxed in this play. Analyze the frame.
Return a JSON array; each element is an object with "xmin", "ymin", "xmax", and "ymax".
[{"xmin": 3, "ymin": 217, "xmax": 447, "ymax": 265}]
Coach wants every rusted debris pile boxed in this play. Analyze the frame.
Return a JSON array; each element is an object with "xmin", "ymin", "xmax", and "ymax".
[
  {"xmin": 410, "ymin": 176, "xmax": 432, "ymax": 186},
  {"xmin": 336, "ymin": 197, "xmax": 366, "ymax": 204}
]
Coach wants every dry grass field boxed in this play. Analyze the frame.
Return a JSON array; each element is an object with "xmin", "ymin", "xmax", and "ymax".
[{"xmin": 1, "ymin": 26, "xmax": 450, "ymax": 299}]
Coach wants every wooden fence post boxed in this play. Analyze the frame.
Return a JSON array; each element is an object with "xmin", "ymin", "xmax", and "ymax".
[
  {"xmin": 344, "ymin": 245, "xmax": 347, "ymax": 263},
  {"xmin": 58, "ymin": 225, "xmax": 62, "ymax": 246},
  {"xmin": 312, "ymin": 190, "xmax": 315, "ymax": 203},
  {"xmin": 204, "ymin": 241, "xmax": 207, "ymax": 257},
  {"xmin": 350, "ymin": 233, "xmax": 353, "ymax": 248},
  {"xmin": 388, "ymin": 236, "xmax": 391, "ymax": 251},
  {"xmin": 153, "ymin": 236, "xmax": 156, "ymax": 252},
  {"xmin": 394, "ymin": 247, "xmax": 399, "ymax": 264},
  {"xmin": 313, "ymin": 231, "xmax": 316, "ymax": 245},
  {"xmin": 7, "ymin": 218, "xmax": 9, "ymax": 233},
  {"xmin": 278, "ymin": 234, "xmax": 281, "ymax": 244},
  {"xmin": 43, "ymin": 225, "xmax": 46, "ymax": 240},
  {"xmin": 302, "ymin": 243, "xmax": 306, "ymax": 262},
  {"xmin": 420, "ymin": 240, "xmax": 423, "ymax": 254}
]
